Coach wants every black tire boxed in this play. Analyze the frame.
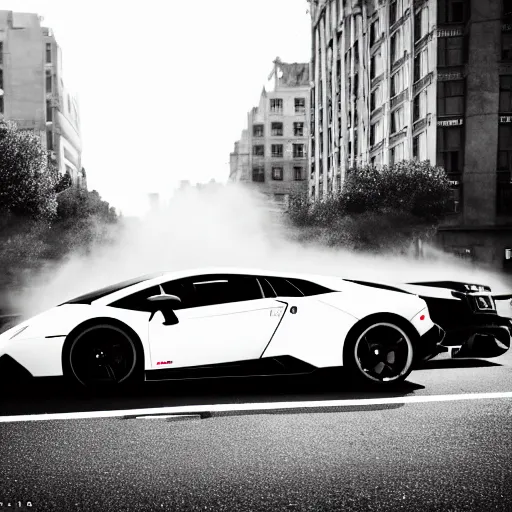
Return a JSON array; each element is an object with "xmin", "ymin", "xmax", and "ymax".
[
  {"xmin": 63, "ymin": 321, "xmax": 143, "ymax": 391},
  {"xmin": 343, "ymin": 316, "xmax": 416, "ymax": 386}
]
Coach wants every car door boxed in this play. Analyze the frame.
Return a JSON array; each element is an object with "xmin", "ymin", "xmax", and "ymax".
[{"xmin": 147, "ymin": 274, "xmax": 288, "ymax": 369}]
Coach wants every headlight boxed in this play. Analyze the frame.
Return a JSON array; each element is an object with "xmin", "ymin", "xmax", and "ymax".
[{"xmin": 9, "ymin": 325, "xmax": 29, "ymax": 340}]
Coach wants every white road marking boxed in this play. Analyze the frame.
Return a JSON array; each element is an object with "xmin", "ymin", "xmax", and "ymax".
[
  {"xmin": 0, "ymin": 391, "xmax": 511, "ymax": 423},
  {"xmin": 135, "ymin": 414, "xmax": 201, "ymax": 421}
]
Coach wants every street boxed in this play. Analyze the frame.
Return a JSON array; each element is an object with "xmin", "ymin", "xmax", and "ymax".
[{"xmin": 0, "ymin": 351, "xmax": 511, "ymax": 511}]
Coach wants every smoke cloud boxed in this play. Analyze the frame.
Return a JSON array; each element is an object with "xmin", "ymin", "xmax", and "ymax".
[{"xmin": 8, "ymin": 184, "xmax": 512, "ymax": 318}]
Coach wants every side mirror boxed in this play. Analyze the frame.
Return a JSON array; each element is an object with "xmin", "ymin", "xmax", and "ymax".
[
  {"xmin": 147, "ymin": 293, "xmax": 181, "ymax": 325},
  {"xmin": 147, "ymin": 293, "xmax": 182, "ymax": 305}
]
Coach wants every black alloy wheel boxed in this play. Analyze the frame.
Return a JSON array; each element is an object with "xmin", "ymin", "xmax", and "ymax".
[
  {"xmin": 352, "ymin": 322, "xmax": 414, "ymax": 384},
  {"xmin": 68, "ymin": 324, "xmax": 138, "ymax": 389}
]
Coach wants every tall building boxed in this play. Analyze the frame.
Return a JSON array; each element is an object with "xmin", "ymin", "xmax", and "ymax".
[
  {"xmin": 309, "ymin": 0, "xmax": 512, "ymax": 270},
  {"xmin": 230, "ymin": 58, "xmax": 311, "ymax": 211},
  {"xmin": 0, "ymin": 10, "xmax": 85, "ymax": 188}
]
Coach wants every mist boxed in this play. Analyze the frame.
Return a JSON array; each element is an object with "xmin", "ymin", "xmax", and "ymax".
[{"xmin": 8, "ymin": 184, "xmax": 512, "ymax": 318}]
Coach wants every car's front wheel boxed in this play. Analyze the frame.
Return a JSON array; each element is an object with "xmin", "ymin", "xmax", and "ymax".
[
  {"xmin": 64, "ymin": 322, "xmax": 142, "ymax": 391},
  {"xmin": 344, "ymin": 319, "xmax": 415, "ymax": 386}
]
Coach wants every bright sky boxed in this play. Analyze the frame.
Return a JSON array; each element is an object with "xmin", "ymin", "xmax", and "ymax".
[{"xmin": 1, "ymin": 0, "xmax": 311, "ymax": 215}]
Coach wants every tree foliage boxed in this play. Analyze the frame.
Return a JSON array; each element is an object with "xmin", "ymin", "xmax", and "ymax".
[
  {"xmin": 0, "ymin": 119, "xmax": 119, "ymax": 298},
  {"xmin": 287, "ymin": 160, "xmax": 452, "ymax": 253},
  {"xmin": 0, "ymin": 120, "xmax": 59, "ymax": 221}
]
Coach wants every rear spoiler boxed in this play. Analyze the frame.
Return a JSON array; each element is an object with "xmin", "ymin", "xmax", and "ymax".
[
  {"xmin": 407, "ymin": 281, "xmax": 491, "ymax": 293},
  {"xmin": 493, "ymin": 294, "xmax": 512, "ymax": 301}
]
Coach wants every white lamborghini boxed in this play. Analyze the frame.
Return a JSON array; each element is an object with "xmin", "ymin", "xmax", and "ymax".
[{"xmin": 0, "ymin": 267, "xmax": 446, "ymax": 389}]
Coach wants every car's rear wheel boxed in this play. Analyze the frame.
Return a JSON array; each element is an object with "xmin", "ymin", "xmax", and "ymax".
[
  {"xmin": 65, "ymin": 323, "xmax": 141, "ymax": 390},
  {"xmin": 344, "ymin": 320, "xmax": 415, "ymax": 386}
]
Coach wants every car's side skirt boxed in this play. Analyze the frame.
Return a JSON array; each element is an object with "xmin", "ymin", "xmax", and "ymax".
[{"xmin": 144, "ymin": 356, "xmax": 318, "ymax": 382}]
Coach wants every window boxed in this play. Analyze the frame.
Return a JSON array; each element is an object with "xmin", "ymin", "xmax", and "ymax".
[
  {"xmin": 167, "ymin": 275, "xmax": 263, "ymax": 309},
  {"xmin": 498, "ymin": 124, "xmax": 512, "ymax": 171},
  {"xmin": 390, "ymin": 107, "xmax": 405, "ymax": 133},
  {"xmin": 390, "ymin": 142, "xmax": 405, "ymax": 165},
  {"xmin": 293, "ymin": 144, "xmax": 305, "ymax": 158},
  {"xmin": 264, "ymin": 277, "xmax": 304, "ymax": 298},
  {"xmin": 46, "ymin": 43, "xmax": 51, "ymax": 63},
  {"xmin": 0, "ymin": 96, "xmax": 3, "ymax": 114},
  {"xmin": 370, "ymin": 119, "xmax": 383, "ymax": 146},
  {"xmin": 65, "ymin": 273, "xmax": 165, "ymax": 304},
  {"xmin": 252, "ymin": 166, "xmax": 265, "ymax": 182},
  {"xmin": 370, "ymin": 50, "xmax": 383, "ymax": 79},
  {"xmin": 271, "ymin": 167, "xmax": 284, "ymax": 180},
  {"xmin": 370, "ymin": 85, "xmax": 382, "ymax": 111},
  {"xmin": 391, "ymin": 69, "xmax": 404, "ymax": 96},
  {"xmin": 370, "ymin": 19, "xmax": 379, "ymax": 46},
  {"xmin": 503, "ymin": 32, "xmax": 512, "ymax": 61},
  {"xmin": 46, "ymin": 100, "xmax": 53, "ymax": 122},
  {"xmin": 437, "ymin": 80, "xmax": 465, "ymax": 116},
  {"xmin": 46, "ymin": 74, "xmax": 52, "ymax": 93},
  {"xmin": 253, "ymin": 124, "xmax": 264, "ymax": 137},
  {"xmin": 438, "ymin": 0, "xmax": 466, "ymax": 23},
  {"xmin": 500, "ymin": 76, "xmax": 512, "ymax": 112},
  {"xmin": 414, "ymin": 11, "xmax": 422, "ymax": 41},
  {"xmin": 294, "ymin": 166, "xmax": 304, "ymax": 180},
  {"xmin": 504, "ymin": 0, "xmax": 512, "ymax": 17},
  {"xmin": 437, "ymin": 126, "xmax": 464, "ymax": 172},
  {"xmin": 413, "ymin": 131, "xmax": 427, "ymax": 160},
  {"xmin": 46, "ymin": 130, "xmax": 53, "ymax": 151},
  {"xmin": 0, "ymin": 42, "xmax": 3, "ymax": 65},
  {"xmin": 390, "ymin": 0, "xmax": 398, "ymax": 25},
  {"xmin": 390, "ymin": 30, "xmax": 402, "ymax": 64},
  {"xmin": 272, "ymin": 144, "xmax": 283, "ymax": 157},
  {"xmin": 270, "ymin": 98, "xmax": 283, "ymax": 113},
  {"xmin": 294, "ymin": 122, "xmax": 304, "ymax": 136},
  {"xmin": 0, "ymin": 69, "xmax": 3, "ymax": 90},
  {"xmin": 253, "ymin": 145, "xmax": 264, "ymax": 156},
  {"xmin": 271, "ymin": 122, "xmax": 283, "ymax": 136},
  {"xmin": 438, "ymin": 37, "xmax": 464, "ymax": 66},
  {"xmin": 295, "ymin": 97, "xmax": 306, "ymax": 113},
  {"xmin": 109, "ymin": 285, "xmax": 164, "ymax": 313},
  {"xmin": 414, "ymin": 49, "xmax": 428, "ymax": 82},
  {"xmin": 413, "ymin": 91, "xmax": 428, "ymax": 121}
]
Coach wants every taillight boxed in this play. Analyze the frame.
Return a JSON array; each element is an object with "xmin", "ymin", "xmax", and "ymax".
[{"xmin": 472, "ymin": 294, "xmax": 496, "ymax": 312}]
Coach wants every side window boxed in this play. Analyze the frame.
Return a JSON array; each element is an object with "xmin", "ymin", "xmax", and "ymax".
[
  {"xmin": 109, "ymin": 285, "xmax": 161, "ymax": 312},
  {"xmin": 265, "ymin": 277, "xmax": 304, "ymax": 297},
  {"xmin": 287, "ymin": 278, "xmax": 333, "ymax": 296},
  {"xmin": 185, "ymin": 275, "xmax": 263, "ymax": 308},
  {"xmin": 160, "ymin": 280, "xmax": 196, "ymax": 311},
  {"xmin": 258, "ymin": 277, "xmax": 277, "ymax": 298}
]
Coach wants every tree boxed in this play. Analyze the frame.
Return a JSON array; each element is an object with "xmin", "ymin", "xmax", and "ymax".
[
  {"xmin": 44, "ymin": 188, "xmax": 118, "ymax": 259},
  {"xmin": 287, "ymin": 160, "xmax": 452, "ymax": 253},
  {"xmin": 0, "ymin": 120, "xmax": 59, "ymax": 222}
]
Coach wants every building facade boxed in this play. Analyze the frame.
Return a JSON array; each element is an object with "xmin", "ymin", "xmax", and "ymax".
[
  {"xmin": 309, "ymin": 0, "xmax": 512, "ymax": 270},
  {"xmin": 0, "ymin": 10, "xmax": 85, "ymax": 188},
  {"xmin": 230, "ymin": 59, "xmax": 311, "ymax": 211}
]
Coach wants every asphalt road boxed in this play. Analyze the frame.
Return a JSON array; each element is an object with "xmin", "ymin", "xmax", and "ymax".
[{"xmin": 0, "ymin": 351, "xmax": 511, "ymax": 511}]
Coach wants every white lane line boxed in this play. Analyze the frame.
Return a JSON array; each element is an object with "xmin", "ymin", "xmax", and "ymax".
[
  {"xmin": 0, "ymin": 391, "xmax": 511, "ymax": 423},
  {"xmin": 135, "ymin": 414, "xmax": 202, "ymax": 421}
]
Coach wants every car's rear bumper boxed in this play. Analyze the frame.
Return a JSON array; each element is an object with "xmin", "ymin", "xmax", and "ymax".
[{"xmin": 447, "ymin": 324, "xmax": 511, "ymax": 358}]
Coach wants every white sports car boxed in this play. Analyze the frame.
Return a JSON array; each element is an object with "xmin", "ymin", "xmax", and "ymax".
[{"xmin": 0, "ymin": 267, "xmax": 446, "ymax": 389}]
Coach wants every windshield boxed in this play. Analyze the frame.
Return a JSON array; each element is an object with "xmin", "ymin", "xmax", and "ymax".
[{"xmin": 60, "ymin": 272, "xmax": 166, "ymax": 305}]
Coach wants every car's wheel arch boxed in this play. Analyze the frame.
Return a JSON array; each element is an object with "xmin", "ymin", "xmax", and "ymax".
[
  {"xmin": 342, "ymin": 312, "xmax": 419, "ymax": 368},
  {"xmin": 61, "ymin": 317, "xmax": 145, "ymax": 379}
]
